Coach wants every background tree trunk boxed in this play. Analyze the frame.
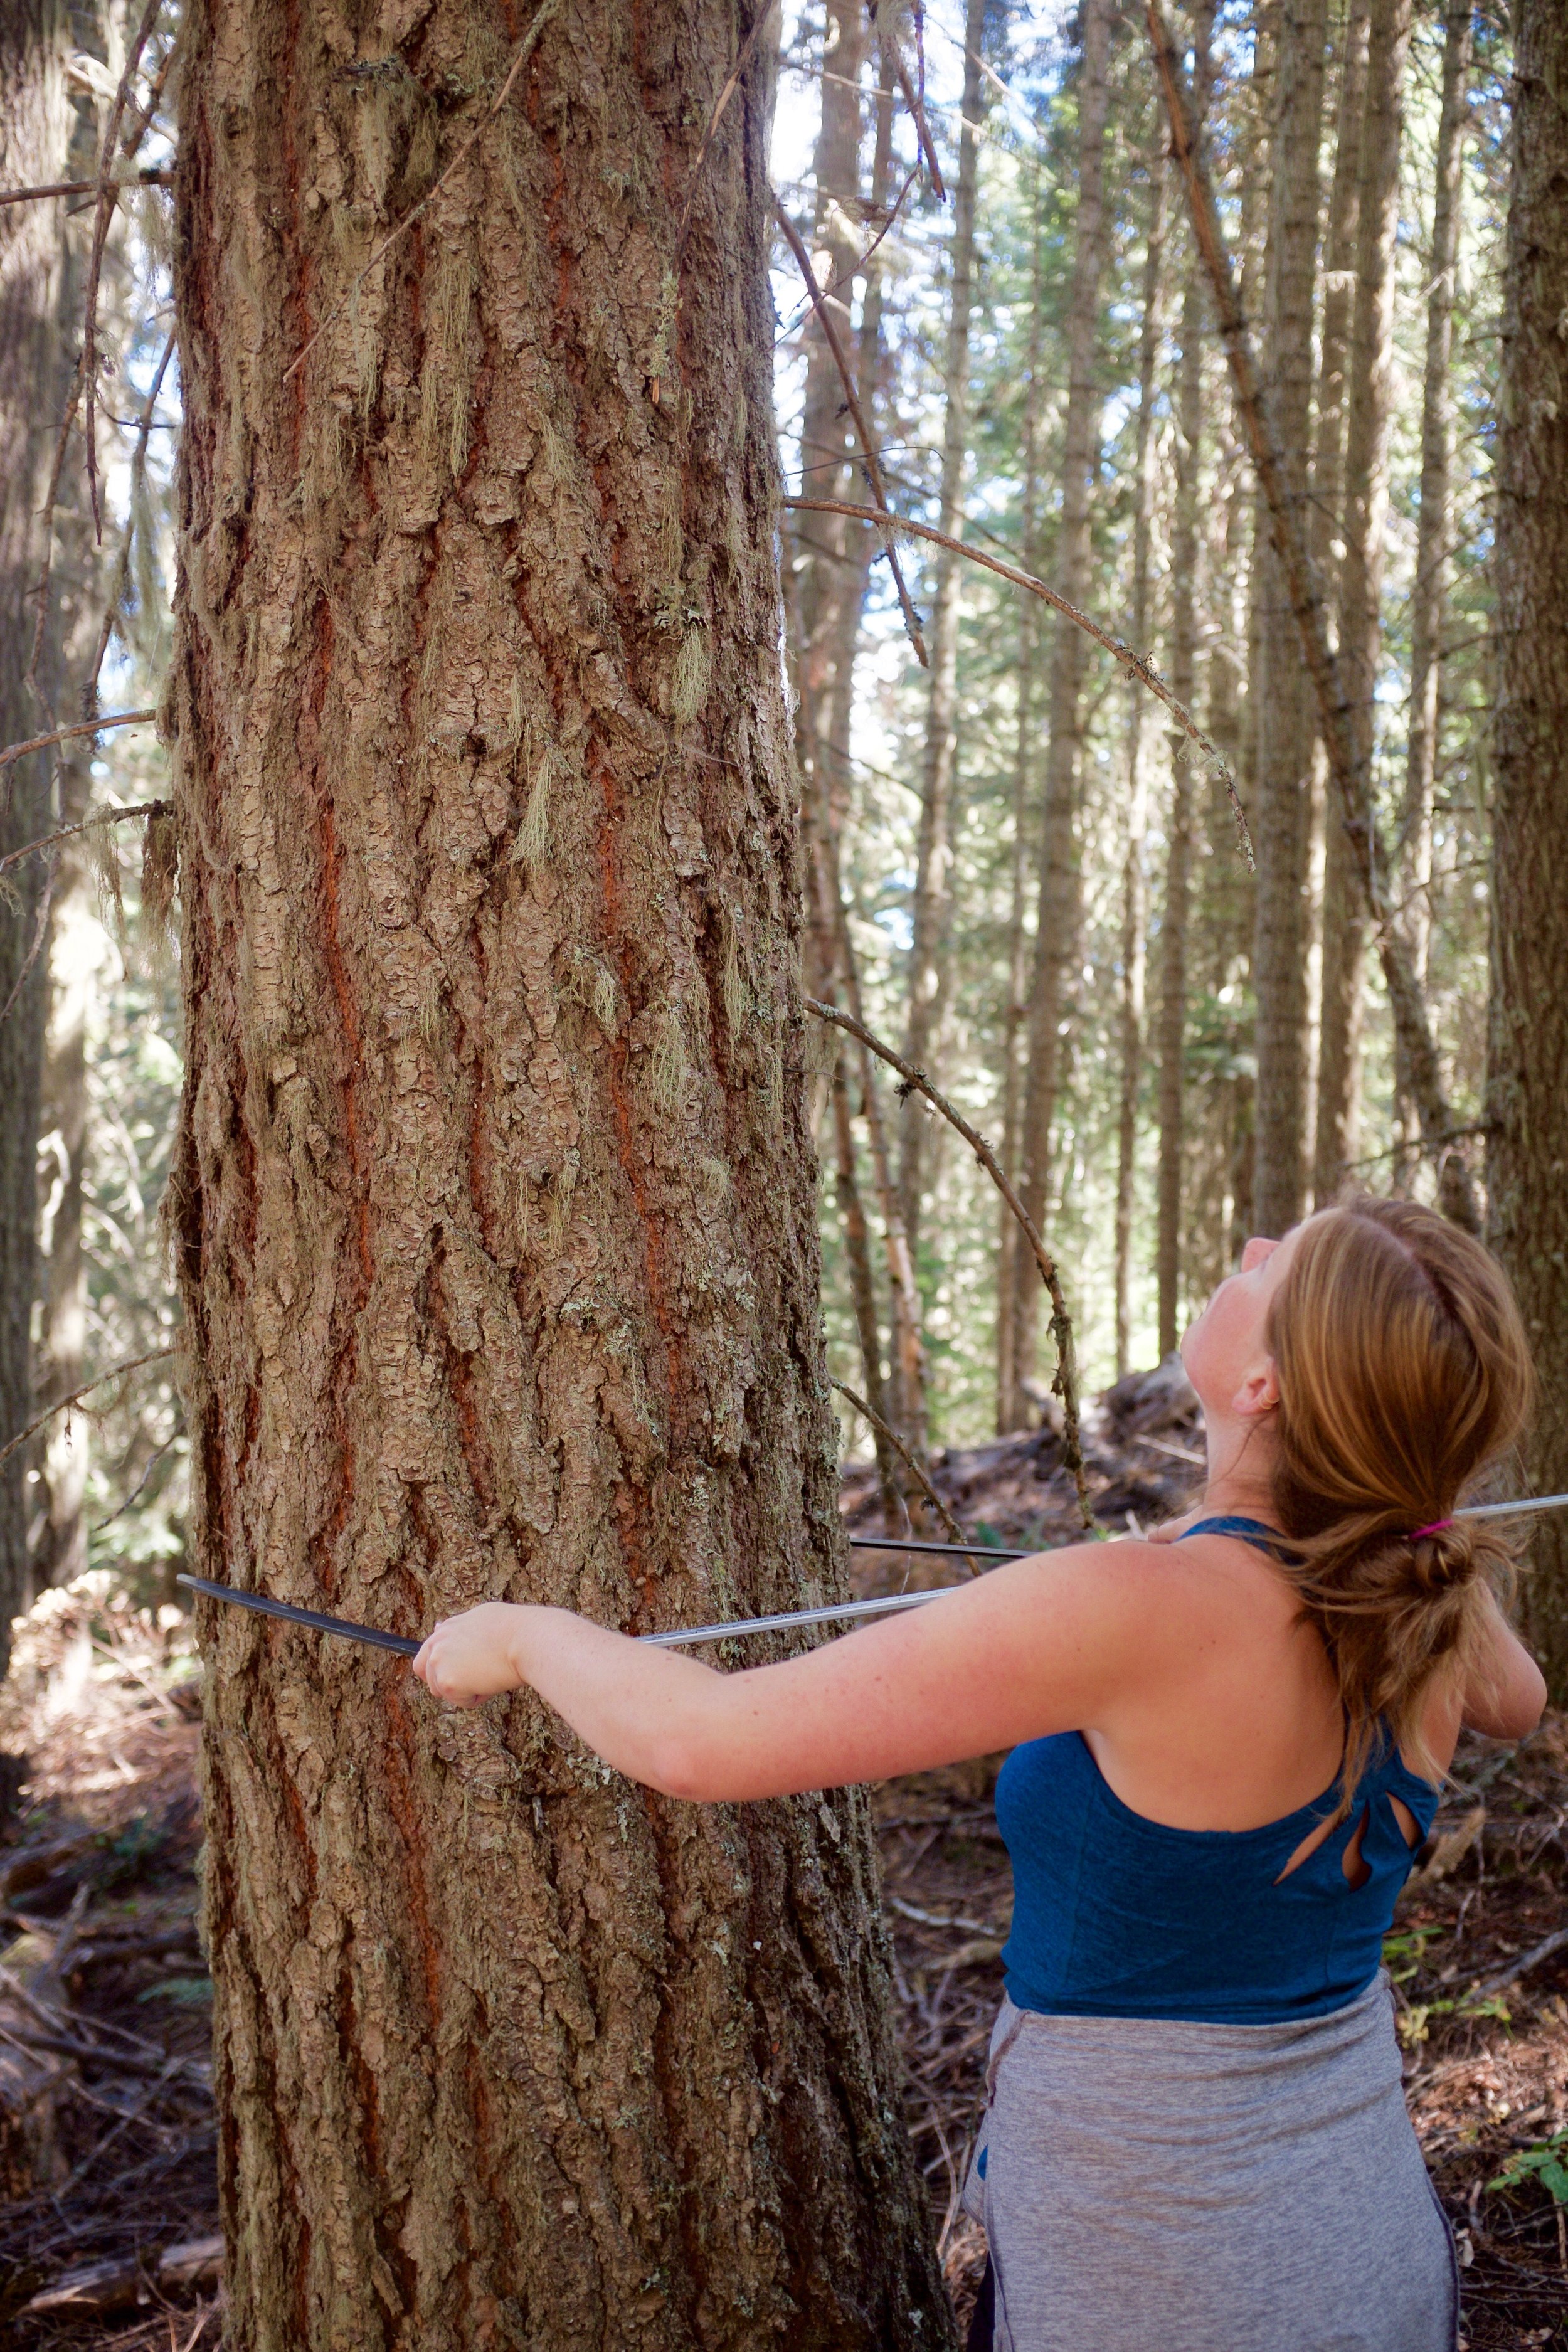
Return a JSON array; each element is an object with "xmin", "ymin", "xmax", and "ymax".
[
  {"xmin": 1004, "ymin": 0, "xmax": 1113, "ymax": 1426},
  {"xmin": 171, "ymin": 6, "xmax": 950, "ymax": 2346},
  {"xmin": 1156, "ymin": 1, "xmax": 1212, "ymax": 1362},
  {"xmin": 899, "ymin": 0, "xmax": 988, "ymax": 1322},
  {"xmin": 1115, "ymin": 135, "xmax": 1167, "ymax": 1380},
  {"xmin": 1486, "ymin": 0, "xmax": 1568, "ymax": 1702},
  {"xmin": 1313, "ymin": 0, "xmax": 1411, "ymax": 1202},
  {"xmin": 0, "ymin": 2, "xmax": 74, "ymax": 1664},
  {"xmin": 1400, "ymin": 0, "xmax": 1471, "ymax": 995},
  {"xmin": 997, "ymin": 154, "xmax": 1046, "ymax": 1426},
  {"xmin": 1248, "ymin": 0, "xmax": 1328, "ymax": 1235}
]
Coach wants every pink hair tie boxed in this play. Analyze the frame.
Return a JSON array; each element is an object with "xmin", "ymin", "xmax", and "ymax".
[{"xmin": 1409, "ymin": 1518, "xmax": 1453, "ymax": 1540}]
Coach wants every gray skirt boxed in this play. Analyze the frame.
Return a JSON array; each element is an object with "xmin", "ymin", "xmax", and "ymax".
[{"xmin": 961, "ymin": 1972, "xmax": 1458, "ymax": 2352}]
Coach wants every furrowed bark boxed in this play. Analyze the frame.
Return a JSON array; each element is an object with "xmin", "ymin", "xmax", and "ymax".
[
  {"xmin": 899, "ymin": 0, "xmax": 988, "ymax": 1328},
  {"xmin": 1486, "ymin": 0, "xmax": 1568, "ymax": 1698},
  {"xmin": 169, "ymin": 6, "xmax": 950, "ymax": 2346},
  {"xmin": 1005, "ymin": 0, "xmax": 1114, "ymax": 1428},
  {"xmin": 1147, "ymin": 0, "xmax": 1478, "ymax": 1231},
  {"xmin": 1314, "ymin": 0, "xmax": 1412, "ymax": 1203}
]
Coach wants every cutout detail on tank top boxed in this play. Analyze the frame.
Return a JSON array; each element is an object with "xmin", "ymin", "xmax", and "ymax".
[
  {"xmin": 1342, "ymin": 1803, "xmax": 1373, "ymax": 1891},
  {"xmin": 1388, "ymin": 1792, "xmax": 1421, "ymax": 1850}
]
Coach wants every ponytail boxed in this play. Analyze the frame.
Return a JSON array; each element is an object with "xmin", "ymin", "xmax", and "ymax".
[{"xmin": 1264, "ymin": 1199, "xmax": 1532, "ymax": 1808}]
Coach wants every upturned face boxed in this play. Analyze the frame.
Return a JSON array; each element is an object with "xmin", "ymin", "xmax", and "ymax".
[{"xmin": 1180, "ymin": 1226, "xmax": 1306, "ymax": 1422}]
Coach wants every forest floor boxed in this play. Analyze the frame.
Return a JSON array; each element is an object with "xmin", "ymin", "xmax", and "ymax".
[{"xmin": 0, "ymin": 1363, "xmax": 1563, "ymax": 2348}]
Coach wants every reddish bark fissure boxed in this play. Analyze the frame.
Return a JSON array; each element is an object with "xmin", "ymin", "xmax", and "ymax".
[{"xmin": 171, "ymin": 6, "xmax": 946, "ymax": 2348}]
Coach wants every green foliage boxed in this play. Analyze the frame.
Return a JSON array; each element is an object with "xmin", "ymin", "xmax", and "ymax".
[{"xmin": 1488, "ymin": 2134, "xmax": 1568, "ymax": 2206}]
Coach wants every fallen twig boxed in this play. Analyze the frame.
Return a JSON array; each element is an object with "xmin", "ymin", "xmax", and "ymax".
[
  {"xmin": 0, "ymin": 1345, "xmax": 175, "ymax": 1475},
  {"xmin": 785, "ymin": 497, "xmax": 1253, "ymax": 865},
  {"xmin": 806, "ymin": 995, "xmax": 1089, "ymax": 1523},
  {"xmin": 774, "ymin": 204, "xmax": 929, "ymax": 666},
  {"xmin": 1468, "ymin": 1924, "xmax": 1568, "ymax": 2005},
  {"xmin": 284, "ymin": 0, "xmax": 562, "ymax": 386}
]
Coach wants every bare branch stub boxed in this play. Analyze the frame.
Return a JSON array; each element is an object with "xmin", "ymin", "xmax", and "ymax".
[
  {"xmin": 787, "ymin": 494, "xmax": 1254, "ymax": 867},
  {"xmin": 0, "ymin": 1348, "xmax": 176, "ymax": 1476},
  {"xmin": 0, "ymin": 709, "xmax": 157, "ymax": 777},
  {"xmin": 806, "ymin": 995, "xmax": 1091, "ymax": 1526},
  {"xmin": 0, "ymin": 799, "xmax": 171, "ymax": 879}
]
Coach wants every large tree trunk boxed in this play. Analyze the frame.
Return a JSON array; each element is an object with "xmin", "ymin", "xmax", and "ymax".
[
  {"xmin": 1115, "ymin": 135, "xmax": 1167, "ymax": 1380},
  {"xmin": 170, "ymin": 8, "xmax": 950, "ymax": 2348},
  {"xmin": 1004, "ymin": 0, "xmax": 1113, "ymax": 1428},
  {"xmin": 1486, "ymin": 0, "xmax": 1568, "ymax": 1701},
  {"xmin": 0, "ymin": 3, "xmax": 74, "ymax": 1664},
  {"xmin": 1248, "ymin": 0, "xmax": 1328, "ymax": 1236},
  {"xmin": 1400, "ymin": 0, "xmax": 1471, "ymax": 993},
  {"xmin": 899, "ymin": 0, "xmax": 988, "ymax": 1318},
  {"xmin": 1313, "ymin": 0, "xmax": 1411, "ymax": 1203},
  {"xmin": 1155, "ymin": 0, "xmax": 1212, "ymax": 1364}
]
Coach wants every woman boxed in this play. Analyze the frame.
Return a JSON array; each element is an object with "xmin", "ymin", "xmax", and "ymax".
[{"xmin": 414, "ymin": 1197, "xmax": 1546, "ymax": 2350}]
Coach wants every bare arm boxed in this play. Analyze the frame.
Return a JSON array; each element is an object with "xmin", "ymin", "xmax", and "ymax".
[
  {"xmin": 412, "ymin": 1545, "xmax": 1149, "ymax": 1801},
  {"xmin": 1461, "ymin": 1584, "xmax": 1547, "ymax": 1740}
]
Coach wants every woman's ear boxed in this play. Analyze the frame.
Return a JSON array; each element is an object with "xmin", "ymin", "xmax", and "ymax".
[{"xmin": 1230, "ymin": 1357, "xmax": 1280, "ymax": 1421}]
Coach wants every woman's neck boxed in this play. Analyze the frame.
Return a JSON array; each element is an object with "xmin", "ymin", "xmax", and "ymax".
[{"xmin": 1198, "ymin": 1418, "xmax": 1280, "ymax": 1525}]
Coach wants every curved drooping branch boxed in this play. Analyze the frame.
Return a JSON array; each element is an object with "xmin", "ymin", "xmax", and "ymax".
[
  {"xmin": 805, "ymin": 995, "xmax": 1091, "ymax": 1525},
  {"xmin": 785, "ymin": 495, "xmax": 1254, "ymax": 869}
]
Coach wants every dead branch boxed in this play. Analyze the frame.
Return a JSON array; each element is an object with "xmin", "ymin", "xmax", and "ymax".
[
  {"xmin": 0, "ymin": 708, "xmax": 156, "ymax": 775},
  {"xmin": 1467, "ymin": 1924, "xmax": 1568, "ymax": 2005},
  {"xmin": 1145, "ymin": 0, "xmax": 1476, "ymax": 1226},
  {"xmin": 83, "ymin": 0, "xmax": 167, "ymax": 542},
  {"xmin": 873, "ymin": 3, "xmax": 947, "ymax": 198},
  {"xmin": 0, "ymin": 1347, "xmax": 175, "ymax": 1475},
  {"xmin": 0, "ymin": 798, "xmax": 170, "ymax": 879},
  {"xmin": 87, "ymin": 329, "xmax": 177, "ymax": 699},
  {"xmin": 828, "ymin": 1376, "xmax": 974, "ymax": 1554},
  {"xmin": 283, "ymin": 0, "xmax": 563, "ymax": 387},
  {"xmin": 806, "ymin": 996, "xmax": 1090, "ymax": 1524},
  {"xmin": 786, "ymin": 496, "xmax": 1254, "ymax": 866},
  {"xmin": 0, "ymin": 166, "xmax": 172, "ymax": 208},
  {"xmin": 773, "ymin": 203, "xmax": 930, "ymax": 667}
]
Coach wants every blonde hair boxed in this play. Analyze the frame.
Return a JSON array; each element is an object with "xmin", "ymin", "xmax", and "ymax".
[{"xmin": 1264, "ymin": 1195, "xmax": 1534, "ymax": 1806}]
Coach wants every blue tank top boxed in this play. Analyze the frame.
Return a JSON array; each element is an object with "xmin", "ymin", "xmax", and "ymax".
[{"xmin": 994, "ymin": 1517, "xmax": 1441, "ymax": 2026}]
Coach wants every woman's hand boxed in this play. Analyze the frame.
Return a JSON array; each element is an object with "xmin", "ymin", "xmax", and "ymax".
[{"xmin": 413, "ymin": 1602, "xmax": 535, "ymax": 1708}]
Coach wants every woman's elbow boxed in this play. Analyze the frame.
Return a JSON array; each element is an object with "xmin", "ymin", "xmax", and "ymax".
[{"xmin": 1466, "ymin": 1653, "xmax": 1548, "ymax": 1742}]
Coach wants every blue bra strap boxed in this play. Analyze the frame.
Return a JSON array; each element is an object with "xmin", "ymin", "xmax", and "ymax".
[{"xmin": 1177, "ymin": 1514, "xmax": 1301, "ymax": 1562}]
